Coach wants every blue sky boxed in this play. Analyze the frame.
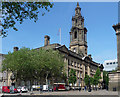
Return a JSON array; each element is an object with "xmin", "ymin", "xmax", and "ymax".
[{"xmin": 1, "ymin": 2, "xmax": 118, "ymax": 64}]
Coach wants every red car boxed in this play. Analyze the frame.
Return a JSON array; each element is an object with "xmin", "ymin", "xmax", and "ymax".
[
  {"xmin": 2, "ymin": 86, "xmax": 18, "ymax": 93},
  {"xmin": 53, "ymin": 83, "xmax": 66, "ymax": 91},
  {"xmin": 2, "ymin": 86, "xmax": 10, "ymax": 93}
]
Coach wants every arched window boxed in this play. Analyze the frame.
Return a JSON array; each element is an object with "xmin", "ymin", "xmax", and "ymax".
[
  {"xmin": 76, "ymin": 19, "xmax": 77, "ymax": 23},
  {"xmin": 74, "ymin": 31, "xmax": 77, "ymax": 39}
]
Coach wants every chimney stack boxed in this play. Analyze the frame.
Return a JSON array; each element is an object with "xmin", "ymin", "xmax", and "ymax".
[
  {"xmin": 13, "ymin": 47, "xmax": 19, "ymax": 51},
  {"xmin": 44, "ymin": 35, "xmax": 50, "ymax": 46}
]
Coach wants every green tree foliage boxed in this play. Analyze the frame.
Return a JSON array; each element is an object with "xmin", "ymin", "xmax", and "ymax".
[
  {"xmin": 2, "ymin": 47, "xmax": 65, "ymax": 84},
  {"xmin": 84, "ymin": 74, "xmax": 93, "ymax": 87},
  {"xmin": 103, "ymin": 71, "xmax": 109, "ymax": 89},
  {"xmin": 93, "ymin": 68, "xmax": 101, "ymax": 86},
  {"xmin": 84, "ymin": 68, "xmax": 102, "ymax": 88},
  {"xmin": 90, "ymin": 76, "xmax": 94, "ymax": 85},
  {"xmin": 68, "ymin": 69, "xmax": 77, "ymax": 86},
  {"xmin": 84, "ymin": 74, "xmax": 90, "ymax": 87},
  {"xmin": 1, "ymin": 2, "xmax": 53, "ymax": 37}
]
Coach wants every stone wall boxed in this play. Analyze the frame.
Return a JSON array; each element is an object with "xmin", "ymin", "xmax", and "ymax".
[{"xmin": 109, "ymin": 71, "xmax": 120, "ymax": 91}]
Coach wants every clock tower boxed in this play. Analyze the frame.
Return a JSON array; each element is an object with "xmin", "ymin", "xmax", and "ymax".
[{"xmin": 69, "ymin": 2, "xmax": 88, "ymax": 56}]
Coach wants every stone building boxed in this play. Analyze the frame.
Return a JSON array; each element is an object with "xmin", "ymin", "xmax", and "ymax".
[
  {"xmin": 36, "ymin": 3, "xmax": 104, "ymax": 87},
  {"xmin": 0, "ymin": 54, "xmax": 11, "ymax": 87},
  {"xmin": 103, "ymin": 59, "xmax": 118, "ymax": 72},
  {"xmin": 1, "ymin": 3, "xmax": 103, "ymax": 88},
  {"xmin": 0, "ymin": 53, "xmax": 16, "ymax": 87}
]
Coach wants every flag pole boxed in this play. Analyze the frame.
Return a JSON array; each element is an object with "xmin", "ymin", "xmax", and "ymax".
[{"xmin": 60, "ymin": 28, "xmax": 61, "ymax": 45}]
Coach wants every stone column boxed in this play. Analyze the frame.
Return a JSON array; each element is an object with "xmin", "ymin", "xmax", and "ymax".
[
  {"xmin": 113, "ymin": 23, "xmax": 120, "ymax": 70},
  {"xmin": 64, "ymin": 58, "xmax": 68, "ymax": 80},
  {"xmin": 82, "ymin": 64, "xmax": 85, "ymax": 87},
  {"xmin": 108, "ymin": 23, "xmax": 120, "ymax": 91},
  {"xmin": 87, "ymin": 65, "xmax": 90, "ymax": 76}
]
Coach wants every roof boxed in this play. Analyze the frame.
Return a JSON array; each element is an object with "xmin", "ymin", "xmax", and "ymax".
[
  {"xmin": 35, "ymin": 43, "xmax": 102, "ymax": 69},
  {"xmin": 104, "ymin": 59, "xmax": 117, "ymax": 63},
  {"xmin": 35, "ymin": 43, "xmax": 61, "ymax": 50}
]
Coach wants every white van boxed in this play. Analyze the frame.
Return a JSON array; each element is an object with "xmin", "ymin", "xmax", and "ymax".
[{"xmin": 43, "ymin": 85, "xmax": 48, "ymax": 91}]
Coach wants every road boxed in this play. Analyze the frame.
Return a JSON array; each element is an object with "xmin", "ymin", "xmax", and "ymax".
[{"xmin": 0, "ymin": 90, "xmax": 118, "ymax": 96}]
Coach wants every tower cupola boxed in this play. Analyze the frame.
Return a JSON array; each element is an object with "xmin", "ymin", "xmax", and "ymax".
[
  {"xmin": 75, "ymin": 2, "xmax": 81, "ymax": 16},
  {"xmin": 69, "ymin": 2, "xmax": 88, "ymax": 56}
]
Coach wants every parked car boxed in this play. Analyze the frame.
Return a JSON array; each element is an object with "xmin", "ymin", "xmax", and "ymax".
[
  {"xmin": 42, "ymin": 85, "xmax": 53, "ymax": 91},
  {"xmin": 48, "ymin": 85, "xmax": 53, "ymax": 91},
  {"xmin": 2, "ymin": 86, "xmax": 10, "ymax": 93},
  {"xmin": 39, "ymin": 85, "xmax": 43, "ymax": 91},
  {"xmin": 32, "ymin": 85, "xmax": 43, "ymax": 91},
  {"xmin": 53, "ymin": 83, "xmax": 66, "ymax": 91},
  {"xmin": 2, "ymin": 86, "xmax": 18, "ymax": 93},
  {"xmin": 65, "ymin": 85, "xmax": 70, "ymax": 91},
  {"xmin": 10, "ymin": 86, "xmax": 18, "ymax": 93},
  {"xmin": 0, "ymin": 86, "xmax": 2, "ymax": 92},
  {"xmin": 43, "ymin": 85, "xmax": 48, "ymax": 91},
  {"xmin": 17, "ymin": 86, "xmax": 28, "ymax": 93}
]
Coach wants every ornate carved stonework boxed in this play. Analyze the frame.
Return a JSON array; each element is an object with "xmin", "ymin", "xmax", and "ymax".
[{"xmin": 69, "ymin": 3, "xmax": 87, "ymax": 56}]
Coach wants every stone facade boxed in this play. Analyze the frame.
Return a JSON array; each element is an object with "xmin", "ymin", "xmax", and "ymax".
[
  {"xmin": 0, "ymin": 54, "xmax": 11, "ymax": 86},
  {"xmin": 70, "ymin": 3, "xmax": 87, "ymax": 56},
  {"xmin": 37, "ymin": 3, "xmax": 103, "ymax": 88},
  {"xmin": 39, "ymin": 43, "xmax": 103, "ymax": 87},
  {"xmin": 109, "ymin": 71, "xmax": 120, "ymax": 91}
]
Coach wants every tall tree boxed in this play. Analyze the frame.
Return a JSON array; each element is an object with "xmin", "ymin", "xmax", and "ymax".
[
  {"xmin": 1, "ymin": 2, "xmax": 53, "ymax": 37},
  {"xmin": 84, "ymin": 74, "xmax": 93, "ymax": 87},
  {"xmin": 93, "ymin": 68, "xmax": 102, "ymax": 88},
  {"xmin": 2, "ymin": 47, "xmax": 36, "ymax": 82},
  {"xmin": 2, "ymin": 47, "xmax": 65, "ymax": 86},
  {"xmin": 84, "ymin": 74, "xmax": 89, "ymax": 87},
  {"xmin": 68, "ymin": 69, "xmax": 77, "ymax": 86},
  {"xmin": 103, "ymin": 71, "xmax": 109, "ymax": 90}
]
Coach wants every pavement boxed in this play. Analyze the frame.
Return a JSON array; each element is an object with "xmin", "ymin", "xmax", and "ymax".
[{"xmin": 0, "ymin": 90, "xmax": 118, "ymax": 96}]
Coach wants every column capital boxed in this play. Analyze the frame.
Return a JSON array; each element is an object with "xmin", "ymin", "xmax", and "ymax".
[{"xmin": 112, "ymin": 23, "xmax": 120, "ymax": 35}]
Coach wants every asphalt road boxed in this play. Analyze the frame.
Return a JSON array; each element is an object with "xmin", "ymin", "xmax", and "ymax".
[{"xmin": 0, "ymin": 90, "xmax": 119, "ymax": 96}]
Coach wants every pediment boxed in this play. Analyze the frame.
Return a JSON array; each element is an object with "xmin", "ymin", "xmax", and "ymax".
[
  {"xmin": 57, "ymin": 45, "xmax": 69, "ymax": 54},
  {"xmin": 83, "ymin": 56, "xmax": 92, "ymax": 62}
]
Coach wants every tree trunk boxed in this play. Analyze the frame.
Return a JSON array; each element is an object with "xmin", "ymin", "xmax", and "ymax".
[{"xmin": 46, "ymin": 73, "xmax": 48, "ymax": 85}]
